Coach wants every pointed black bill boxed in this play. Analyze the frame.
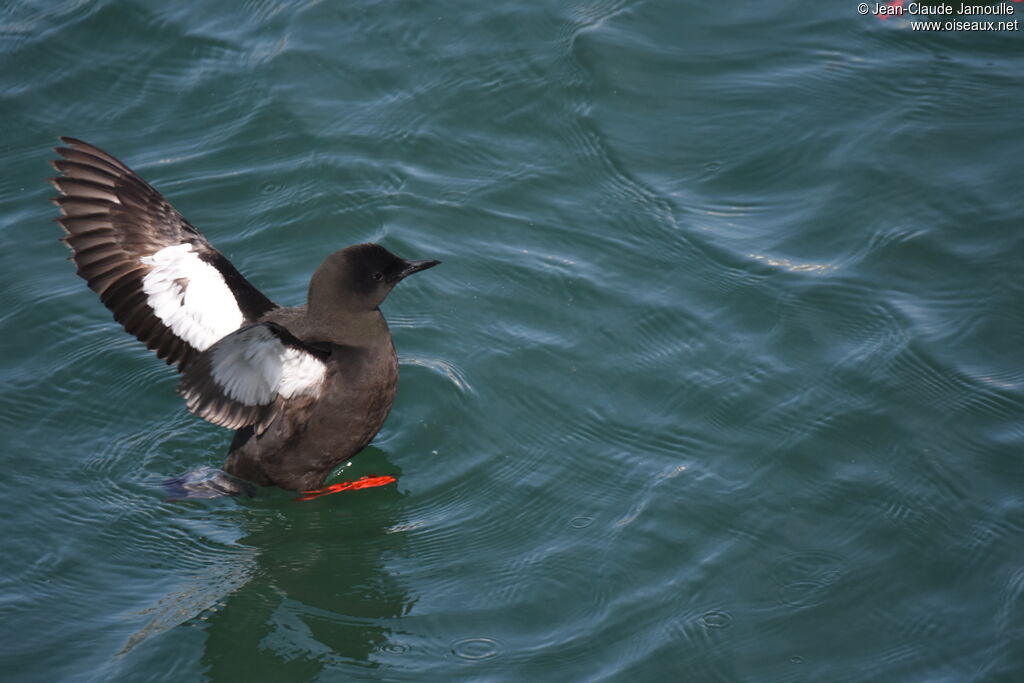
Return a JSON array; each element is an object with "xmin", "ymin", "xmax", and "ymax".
[{"xmin": 393, "ymin": 258, "xmax": 440, "ymax": 282}]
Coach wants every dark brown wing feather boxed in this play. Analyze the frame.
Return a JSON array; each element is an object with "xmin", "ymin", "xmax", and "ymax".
[
  {"xmin": 50, "ymin": 137, "xmax": 276, "ymax": 367},
  {"xmin": 177, "ymin": 340, "xmax": 270, "ymax": 431}
]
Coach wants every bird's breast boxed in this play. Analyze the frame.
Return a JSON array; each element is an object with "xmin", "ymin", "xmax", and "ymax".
[{"xmin": 316, "ymin": 343, "xmax": 400, "ymax": 444}]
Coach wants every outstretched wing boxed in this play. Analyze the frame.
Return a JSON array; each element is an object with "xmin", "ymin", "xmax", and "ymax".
[
  {"xmin": 50, "ymin": 137, "xmax": 277, "ymax": 367},
  {"xmin": 178, "ymin": 322, "xmax": 329, "ymax": 431}
]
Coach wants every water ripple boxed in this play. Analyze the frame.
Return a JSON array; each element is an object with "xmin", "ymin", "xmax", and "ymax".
[
  {"xmin": 771, "ymin": 551, "xmax": 846, "ymax": 610},
  {"xmin": 400, "ymin": 355, "xmax": 473, "ymax": 395},
  {"xmin": 450, "ymin": 637, "xmax": 502, "ymax": 661}
]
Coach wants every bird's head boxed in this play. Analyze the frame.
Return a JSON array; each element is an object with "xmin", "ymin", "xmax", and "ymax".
[{"xmin": 309, "ymin": 243, "xmax": 440, "ymax": 313}]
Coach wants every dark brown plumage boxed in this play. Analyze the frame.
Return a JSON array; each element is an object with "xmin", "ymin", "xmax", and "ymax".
[{"xmin": 50, "ymin": 138, "xmax": 439, "ymax": 492}]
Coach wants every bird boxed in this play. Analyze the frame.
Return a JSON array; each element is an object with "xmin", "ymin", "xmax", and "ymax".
[{"xmin": 49, "ymin": 137, "xmax": 440, "ymax": 494}]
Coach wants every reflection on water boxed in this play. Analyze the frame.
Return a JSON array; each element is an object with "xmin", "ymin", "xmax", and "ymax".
[
  {"xmin": 119, "ymin": 549, "xmax": 256, "ymax": 657},
  {"xmin": 120, "ymin": 449, "xmax": 412, "ymax": 679},
  {"xmin": 201, "ymin": 490, "xmax": 412, "ymax": 678}
]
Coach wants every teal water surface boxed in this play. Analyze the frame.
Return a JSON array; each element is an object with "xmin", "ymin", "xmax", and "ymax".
[{"xmin": 2, "ymin": 1, "xmax": 1023, "ymax": 681}]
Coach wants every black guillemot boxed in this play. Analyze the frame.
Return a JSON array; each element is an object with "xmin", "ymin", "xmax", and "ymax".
[{"xmin": 50, "ymin": 137, "xmax": 440, "ymax": 494}]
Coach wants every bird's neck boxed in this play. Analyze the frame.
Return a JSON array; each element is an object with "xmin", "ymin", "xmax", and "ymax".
[{"xmin": 304, "ymin": 306, "xmax": 389, "ymax": 348}]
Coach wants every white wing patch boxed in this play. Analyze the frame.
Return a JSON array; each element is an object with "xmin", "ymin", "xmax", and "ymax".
[
  {"xmin": 210, "ymin": 325, "xmax": 326, "ymax": 407},
  {"xmin": 279, "ymin": 347, "xmax": 329, "ymax": 398},
  {"xmin": 141, "ymin": 243, "xmax": 245, "ymax": 351}
]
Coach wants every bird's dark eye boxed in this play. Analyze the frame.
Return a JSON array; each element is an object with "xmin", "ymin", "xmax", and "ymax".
[{"xmin": 372, "ymin": 271, "xmax": 384, "ymax": 282}]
